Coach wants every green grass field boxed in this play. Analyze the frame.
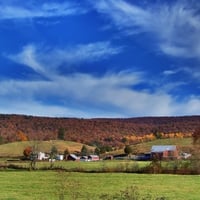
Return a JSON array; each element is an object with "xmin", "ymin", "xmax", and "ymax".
[
  {"xmin": 0, "ymin": 138, "xmax": 198, "ymax": 199},
  {"xmin": 0, "ymin": 171, "xmax": 199, "ymax": 200},
  {"xmin": 0, "ymin": 160, "xmax": 150, "ymax": 173}
]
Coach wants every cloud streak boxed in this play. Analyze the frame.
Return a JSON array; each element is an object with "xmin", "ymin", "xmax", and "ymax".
[
  {"xmin": 0, "ymin": 1, "xmax": 199, "ymax": 118},
  {"xmin": 0, "ymin": 70, "xmax": 200, "ymax": 118},
  {"xmin": 3, "ymin": 42, "xmax": 200, "ymax": 117},
  {"xmin": 91, "ymin": 0, "xmax": 200, "ymax": 59},
  {"xmin": 0, "ymin": 2, "xmax": 87, "ymax": 20},
  {"xmin": 8, "ymin": 42, "xmax": 122, "ymax": 78}
]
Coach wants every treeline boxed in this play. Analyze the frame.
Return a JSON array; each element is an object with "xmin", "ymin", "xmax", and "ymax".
[{"xmin": 0, "ymin": 114, "xmax": 199, "ymax": 146}]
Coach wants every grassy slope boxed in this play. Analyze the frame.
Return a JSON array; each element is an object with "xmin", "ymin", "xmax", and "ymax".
[
  {"xmin": 110, "ymin": 137, "xmax": 193, "ymax": 155},
  {"xmin": 0, "ymin": 137, "xmax": 193, "ymax": 157},
  {"xmin": 135, "ymin": 137, "xmax": 193, "ymax": 152},
  {"xmin": 0, "ymin": 140, "xmax": 93, "ymax": 157},
  {"xmin": 0, "ymin": 171, "xmax": 199, "ymax": 200}
]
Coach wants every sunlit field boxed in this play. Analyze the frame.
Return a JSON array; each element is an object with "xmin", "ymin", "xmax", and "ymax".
[{"xmin": 0, "ymin": 171, "xmax": 199, "ymax": 200}]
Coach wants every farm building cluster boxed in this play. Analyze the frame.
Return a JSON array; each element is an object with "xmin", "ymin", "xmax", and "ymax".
[
  {"xmin": 29, "ymin": 145, "xmax": 191, "ymax": 162},
  {"xmin": 134, "ymin": 145, "xmax": 191, "ymax": 161},
  {"xmin": 34, "ymin": 152, "xmax": 100, "ymax": 162}
]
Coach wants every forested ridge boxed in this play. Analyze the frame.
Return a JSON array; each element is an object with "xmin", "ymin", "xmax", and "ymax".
[{"xmin": 0, "ymin": 114, "xmax": 199, "ymax": 147}]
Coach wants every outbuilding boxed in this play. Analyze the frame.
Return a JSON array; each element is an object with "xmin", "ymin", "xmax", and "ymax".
[
  {"xmin": 38, "ymin": 152, "xmax": 49, "ymax": 160},
  {"xmin": 88, "ymin": 155, "xmax": 99, "ymax": 161},
  {"xmin": 67, "ymin": 154, "xmax": 79, "ymax": 161},
  {"xmin": 151, "ymin": 145, "xmax": 178, "ymax": 160}
]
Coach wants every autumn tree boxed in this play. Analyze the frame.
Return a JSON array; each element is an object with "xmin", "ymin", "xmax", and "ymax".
[
  {"xmin": 17, "ymin": 131, "xmax": 28, "ymax": 141},
  {"xmin": 192, "ymin": 127, "xmax": 200, "ymax": 145},
  {"xmin": 191, "ymin": 127, "xmax": 200, "ymax": 173},
  {"xmin": 23, "ymin": 146, "xmax": 32, "ymax": 159},
  {"xmin": 23, "ymin": 146, "xmax": 37, "ymax": 170}
]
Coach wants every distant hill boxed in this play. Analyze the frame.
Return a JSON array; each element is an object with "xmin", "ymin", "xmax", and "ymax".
[
  {"xmin": 0, "ymin": 140, "xmax": 93, "ymax": 157},
  {"xmin": 0, "ymin": 114, "xmax": 199, "ymax": 147}
]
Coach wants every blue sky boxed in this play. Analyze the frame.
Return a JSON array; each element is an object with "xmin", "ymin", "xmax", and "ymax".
[{"xmin": 0, "ymin": 0, "xmax": 200, "ymax": 118}]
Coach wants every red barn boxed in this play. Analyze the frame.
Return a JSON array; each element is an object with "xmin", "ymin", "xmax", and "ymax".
[{"xmin": 151, "ymin": 145, "xmax": 178, "ymax": 160}]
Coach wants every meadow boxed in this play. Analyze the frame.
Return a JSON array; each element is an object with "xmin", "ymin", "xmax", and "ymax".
[
  {"xmin": 0, "ymin": 171, "xmax": 199, "ymax": 200},
  {"xmin": 0, "ymin": 137, "xmax": 197, "ymax": 199}
]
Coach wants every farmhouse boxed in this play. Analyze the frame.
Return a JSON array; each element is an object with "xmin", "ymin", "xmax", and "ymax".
[
  {"xmin": 151, "ymin": 145, "xmax": 178, "ymax": 160},
  {"xmin": 37, "ymin": 152, "xmax": 49, "ymax": 160}
]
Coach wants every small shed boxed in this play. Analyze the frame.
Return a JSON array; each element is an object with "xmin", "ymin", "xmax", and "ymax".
[
  {"xmin": 56, "ymin": 154, "xmax": 64, "ymax": 161},
  {"xmin": 88, "ymin": 155, "xmax": 99, "ymax": 161},
  {"xmin": 151, "ymin": 145, "xmax": 178, "ymax": 160},
  {"xmin": 37, "ymin": 152, "xmax": 49, "ymax": 160},
  {"xmin": 80, "ymin": 156, "xmax": 88, "ymax": 161}
]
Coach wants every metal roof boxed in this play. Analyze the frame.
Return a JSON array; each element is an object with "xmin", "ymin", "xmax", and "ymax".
[
  {"xmin": 151, "ymin": 145, "xmax": 177, "ymax": 153},
  {"xmin": 88, "ymin": 155, "xmax": 99, "ymax": 158},
  {"xmin": 69, "ymin": 154, "xmax": 79, "ymax": 159}
]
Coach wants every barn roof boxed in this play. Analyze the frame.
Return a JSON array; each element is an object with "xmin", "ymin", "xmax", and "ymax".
[
  {"xmin": 88, "ymin": 155, "xmax": 99, "ymax": 158},
  {"xmin": 151, "ymin": 145, "xmax": 177, "ymax": 153},
  {"xmin": 69, "ymin": 154, "xmax": 79, "ymax": 160}
]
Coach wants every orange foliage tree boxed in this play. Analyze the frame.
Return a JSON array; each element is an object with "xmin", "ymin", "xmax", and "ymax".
[
  {"xmin": 23, "ymin": 146, "xmax": 32, "ymax": 158},
  {"xmin": 17, "ymin": 131, "xmax": 28, "ymax": 141}
]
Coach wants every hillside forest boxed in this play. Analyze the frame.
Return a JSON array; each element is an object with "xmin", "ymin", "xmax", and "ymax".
[{"xmin": 0, "ymin": 115, "xmax": 199, "ymax": 148}]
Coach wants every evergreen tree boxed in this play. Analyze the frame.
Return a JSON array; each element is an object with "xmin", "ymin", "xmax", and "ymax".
[
  {"xmin": 124, "ymin": 145, "xmax": 133, "ymax": 155},
  {"xmin": 57, "ymin": 128, "xmax": 65, "ymax": 140},
  {"xmin": 81, "ymin": 145, "xmax": 89, "ymax": 156}
]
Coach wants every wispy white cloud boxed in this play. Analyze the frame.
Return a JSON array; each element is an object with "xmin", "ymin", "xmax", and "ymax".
[
  {"xmin": 0, "ymin": 2, "xmax": 87, "ymax": 20},
  {"xmin": 3, "ymin": 42, "xmax": 200, "ymax": 117},
  {"xmin": 49, "ymin": 42, "xmax": 122, "ymax": 65},
  {"xmin": 0, "ymin": 69, "xmax": 200, "ymax": 117},
  {"xmin": 0, "ymin": 1, "xmax": 199, "ymax": 118},
  {"xmin": 182, "ymin": 67, "xmax": 200, "ymax": 80},
  {"xmin": 91, "ymin": 0, "xmax": 200, "ymax": 59},
  {"xmin": 163, "ymin": 70, "xmax": 177, "ymax": 76},
  {"xmin": 7, "ymin": 42, "xmax": 122, "ymax": 78},
  {"xmin": 3, "ymin": 38, "xmax": 200, "ymax": 117},
  {"xmin": 0, "ymin": 97, "xmax": 87, "ymax": 118},
  {"xmin": 8, "ymin": 45, "xmax": 45, "ymax": 75},
  {"xmin": 183, "ymin": 97, "xmax": 200, "ymax": 114}
]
